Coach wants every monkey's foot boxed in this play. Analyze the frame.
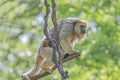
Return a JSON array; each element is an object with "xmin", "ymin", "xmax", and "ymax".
[
  {"xmin": 21, "ymin": 74, "xmax": 30, "ymax": 80},
  {"xmin": 21, "ymin": 74, "xmax": 37, "ymax": 80},
  {"xmin": 63, "ymin": 51, "xmax": 80, "ymax": 59}
]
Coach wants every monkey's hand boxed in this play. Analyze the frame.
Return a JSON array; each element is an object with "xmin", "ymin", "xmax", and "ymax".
[{"xmin": 63, "ymin": 50, "xmax": 80, "ymax": 59}]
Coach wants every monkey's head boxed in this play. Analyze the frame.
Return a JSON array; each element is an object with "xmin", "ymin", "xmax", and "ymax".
[{"xmin": 74, "ymin": 19, "xmax": 87, "ymax": 39}]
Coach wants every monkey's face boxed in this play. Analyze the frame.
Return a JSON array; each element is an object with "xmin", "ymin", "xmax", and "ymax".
[
  {"xmin": 80, "ymin": 24, "xmax": 86, "ymax": 34},
  {"xmin": 75, "ymin": 21, "xmax": 87, "ymax": 39}
]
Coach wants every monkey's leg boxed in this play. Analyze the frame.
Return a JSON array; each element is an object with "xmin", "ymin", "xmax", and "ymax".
[
  {"xmin": 60, "ymin": 39, "xmax": 74, "ymax": 54},
  {"xmin": 39, "ymin": 47, "xmax": 55, "ymax": 74},
  {"xmin": 22, "ymin": 55, "xmax": 44, "ymax": 80},
  {"xmin": 29, "ymin": 55, "xmax": 44, "ymax": 76},
  {"xmin": 41, "ymin": 59, "xmax": 55, "ymax": 73}
]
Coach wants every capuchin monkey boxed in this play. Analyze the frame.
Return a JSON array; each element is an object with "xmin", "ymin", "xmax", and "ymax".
[{"xmin": 22, "ymin": 18, "xmax": 87, "ymax": 80}]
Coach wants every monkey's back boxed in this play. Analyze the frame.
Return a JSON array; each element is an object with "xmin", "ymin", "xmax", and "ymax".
[{"xmin": 48, "ymin": 18, "xmax": 80, "ymax": 38}]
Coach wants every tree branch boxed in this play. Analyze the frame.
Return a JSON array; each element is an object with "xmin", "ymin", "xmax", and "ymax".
[
  {"xmin": 43, "ymin": 0, "xmax": 51, "ymax": 41},
  {"xmin": 51, "ymin": 0, "xmax": 57, "ymax": 29},
  {"xmin": 51, "ymin": 0, "xmax": 68, "ymax": 80},
  {"xmin": 43, "ymin": 0, "xmax": 67, "ymax": 80}
]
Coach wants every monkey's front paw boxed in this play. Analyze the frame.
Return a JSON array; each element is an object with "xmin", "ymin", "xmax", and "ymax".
[
  {"xmin": 73, "ymin": 50, "xmax": 79, "ymax": 54},
  {"xmin": 21, "ymin": 74, "xmax": 30, "ymax": 80},
  {"xmin": 63, "ymin": 53, "xmax": 70, "ymax": 59}
]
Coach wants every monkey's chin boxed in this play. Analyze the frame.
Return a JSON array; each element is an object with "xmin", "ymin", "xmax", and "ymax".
[{"xmin": 79, "ymin": 34, "xmax": 86, "ymax": 40}]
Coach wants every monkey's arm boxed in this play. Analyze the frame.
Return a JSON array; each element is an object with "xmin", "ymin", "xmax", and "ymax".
[{"xmin": 60, "ymin": 39, "xmax": 74, "ymax": 54}]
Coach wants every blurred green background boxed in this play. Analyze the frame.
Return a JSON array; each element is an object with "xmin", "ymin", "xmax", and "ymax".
[{"xmin": 0, "ymin": 0, "xmax": 120, "ymax": 80}]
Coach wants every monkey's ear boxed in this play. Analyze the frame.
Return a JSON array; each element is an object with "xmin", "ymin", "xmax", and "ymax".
[{"xmin": 73, "ymin": 21, "xmax": 77, "ymax": 27}]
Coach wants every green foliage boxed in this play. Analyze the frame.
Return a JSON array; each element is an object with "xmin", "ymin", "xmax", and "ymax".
[{"xmin": 0, "ymin": 0, "xmax": 120, "ymax": 80}]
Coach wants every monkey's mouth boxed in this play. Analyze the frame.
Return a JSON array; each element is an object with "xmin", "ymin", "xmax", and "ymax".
[
  {"xmin": 81, "ymin": 30, "xmax": 86, "ymax": 33},
  {"xmin": 81, "ymin": 29, "xmax": 86, "ymax": 34}
]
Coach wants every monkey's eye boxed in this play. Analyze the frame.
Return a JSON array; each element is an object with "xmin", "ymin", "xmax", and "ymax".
[
  {"xmin": 80, "ymin": 25, "xmax": 86, "ymax": 33},
  {"xmin": 81, "ymin": 25, "xmax": 86, "ymax": 28}
]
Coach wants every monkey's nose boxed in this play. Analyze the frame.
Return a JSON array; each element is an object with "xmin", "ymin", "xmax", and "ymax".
[{"xmin": 81, "ymin": 29, "xmax": 86, "ymax": 33}]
